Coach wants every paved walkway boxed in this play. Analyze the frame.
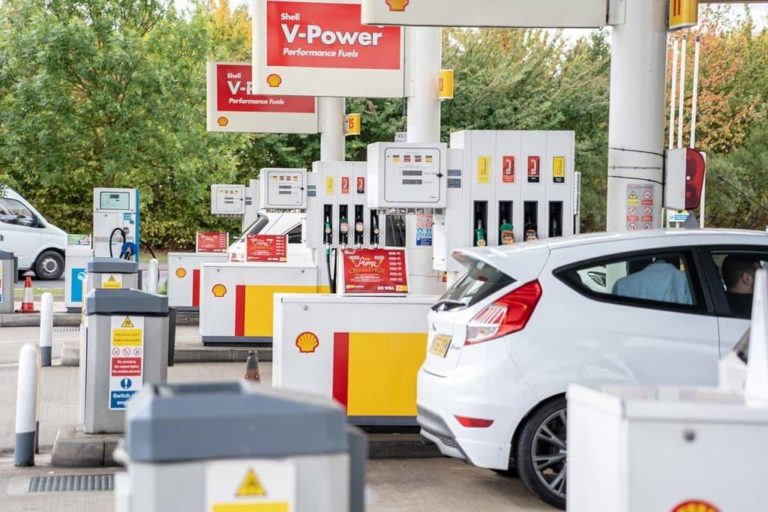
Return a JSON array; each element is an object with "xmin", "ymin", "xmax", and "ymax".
[{"xmin": 0, "ymin": 324, "xmax": 553, "ymax": 512}]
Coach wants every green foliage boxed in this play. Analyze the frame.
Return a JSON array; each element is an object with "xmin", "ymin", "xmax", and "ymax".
[
  {"xmin": 0, "ymin": 0, "xmax": 245, "ymax": 248},
  {"xmin": 706, "ymin": 120, "xmax": 768, "ymax": 229},
  {"xmin": 0, "ymin": 1, "xmax": 765, "ymax": 248}
]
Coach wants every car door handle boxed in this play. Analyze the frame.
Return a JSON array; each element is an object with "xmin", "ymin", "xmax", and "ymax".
[{"xmin": 0, "ymin": 234, "xmax": 4, "ymax": 241}]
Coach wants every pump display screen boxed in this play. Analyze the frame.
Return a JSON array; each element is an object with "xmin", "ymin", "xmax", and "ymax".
[
  {"xmin": 99, "ymin": 192, "xmax": 130, "ymax": 211},
  {"xmin": 383, "ymin": 147, "xmax": 442, "ymax": 204}
]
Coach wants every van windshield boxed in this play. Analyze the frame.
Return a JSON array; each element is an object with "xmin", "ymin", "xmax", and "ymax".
[
  {"xmin": 434, "ymin": 260, "xmax": 515, "ymax": 311},
  {"xmin": 236, "ymin": 214, "xmax": 270, "ymax": 243}
]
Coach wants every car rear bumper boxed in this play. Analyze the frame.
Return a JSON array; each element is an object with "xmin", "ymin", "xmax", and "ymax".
[{"xmin": 417, "ymin": 349, "xmax": 537, "ymax": 470}]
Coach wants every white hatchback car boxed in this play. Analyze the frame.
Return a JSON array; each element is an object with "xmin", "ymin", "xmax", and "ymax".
[{"xmin": 418, "ymin": 229, "xmax": 768, "ymax": 509}]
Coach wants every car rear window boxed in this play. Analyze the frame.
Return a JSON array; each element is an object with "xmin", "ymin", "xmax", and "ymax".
[{"xmin": 435, "ymin": 260, "xmax": 514, "ymax": 311}]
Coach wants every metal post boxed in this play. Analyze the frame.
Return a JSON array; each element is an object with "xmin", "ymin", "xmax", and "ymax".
[
  {"xmin": 319, "ymin": 97, "xmax": 346, "ymax": 162},
  {"xmin": 406, "ymin": 27, "xmax": 442, "ymax": 144},
  {"xmin": 690, "ymin": 36, "xmax": 701, "ymax": 148},
  {"xmin": 39, "ymin": 292, "xmax": 53, "ymax": 367},
  {"xmin": 677, "ymin": 36, "xmax": 687, "ymax": 149},
  {"xmin": 606, "ymin": 0, "xmax": 668, "ymax": 231},
  {"xmin": 15, "ymin": 344, "xmax": 39, "ymax": 467},
  {"xmin": 691, "ymin": 35, "xmax": 704, "ymax": 228},
  {"xmin": 148, "ymin": 258, "xmax": 159, "ymax": 294},
  {"xmin": 669, "ymin": 37, "xmax": 679, "ymax": 150}
]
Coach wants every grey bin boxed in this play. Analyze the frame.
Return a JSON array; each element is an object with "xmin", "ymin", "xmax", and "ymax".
[
  {"xmin": 0, "ymin": 250, "xmax": 16, "ymax": 314},
  {"xmin": 87, "ymin": 257, "xmax": 140, "ymax": 293},
  {"xmin": 116, "ymin": 381, "xmax": 367, "ymax": 512},
  {"xmin": 82, "ymin": 289, "xmax": 169, "ymax": 434}
]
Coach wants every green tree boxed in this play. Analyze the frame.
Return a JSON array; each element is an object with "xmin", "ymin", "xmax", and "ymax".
[{"xmin": 0, "ymin": 0, "xmax": 246, "ymax": 248}]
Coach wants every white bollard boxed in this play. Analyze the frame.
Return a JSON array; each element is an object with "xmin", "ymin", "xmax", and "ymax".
[
  {"xmin": 15, "ymin": 344, "xmax": 39, "ymax": 467},
  {"xmin": 39, "ymin": 292, "xmax": 53, "ymax": 367},
  {"xmin": 148, "ymin": 258, "xmax": 159, "ymax": 294}
]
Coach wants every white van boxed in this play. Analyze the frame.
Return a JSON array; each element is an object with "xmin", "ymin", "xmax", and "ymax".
[{"xmin": 0, "ymin": 188, "xmax": 67, "ymax": 280}]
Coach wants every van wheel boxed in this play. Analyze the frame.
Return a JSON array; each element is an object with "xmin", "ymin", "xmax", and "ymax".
[
  {"xmin": 35, "ymin": 251, "xmax": 64, "ymax": 280},
  {"xmin": 516, "ymin": 397, "xmax": 568, "ymax": 510}
]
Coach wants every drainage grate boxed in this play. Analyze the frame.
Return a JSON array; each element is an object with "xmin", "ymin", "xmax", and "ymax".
[{"xmin": 29, "ymin": 474, "xmax": 114, "ymax": 493}]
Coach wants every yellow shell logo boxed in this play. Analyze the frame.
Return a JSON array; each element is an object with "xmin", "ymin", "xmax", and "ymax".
[
  {"xmin": 175, "ymin": 268, "xmax": 187, "ymax": 278},
  {"xmin": 386, "ymin": 0, "xmax": 409, "ymax": 11},
  {"xmin": 217, "ymin": 116, "xmax": 229, "ymax": 127},
  {"xmin": 296, "ymin": 332, "xmax": 320, "ymax": 354},
  {"xmin": 672, "ymin": 501, "xmax": 719, "ymax": 512},
  {"xmin": 266, "ymin": 74, "xmax": 282, "ymax": 88},
  {"xmin": 212, "ymin": 284, "xmax": 227, "ymax": 298}
]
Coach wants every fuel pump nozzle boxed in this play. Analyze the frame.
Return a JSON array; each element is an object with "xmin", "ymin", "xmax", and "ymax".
[
  {"xmin": 371, "ymin": 214, "xmax": 380, "ymax": 248},
  {"xmin": 354, "ymin": 209, "xmax": 364, "ymax": 249}
]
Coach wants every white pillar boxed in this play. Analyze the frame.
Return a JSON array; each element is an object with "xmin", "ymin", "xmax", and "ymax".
[
  {"xmin": 407, "ymin": 27, "xmax": 442, "ymax": 144},
  {"xmin": 15, "ymin": 344, "xmax": 39, "ymax": 467},
  {"xmin": 147, "ymin": 258, "xmax": 159, "ymax": 294},
  {"xmin": 39, "ymin": 292, "xmax": 53, "ymax": 367},
  {"xmin": 606, "ymin": 0, "xmax": 668, "ymax": 232},
  {"xmin": 319, "ymin": 97, "xmax": 346, "ymax": 162}
]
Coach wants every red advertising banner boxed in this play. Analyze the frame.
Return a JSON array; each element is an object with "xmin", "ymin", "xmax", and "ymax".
[
  {"xmin": 266, "ymin": 1, "xmax": 402, "ymax": 70},
  {"xmin": 342, "ymin": 248, "xmax": 408, "ymax": 294},
  {"xmin": 196, "ymin": 232, "xmax": 230, "ymax": 254},
  {"xmin": 527, "ymin": 156, "xmax": 541, "ymax": 183},
  {"xmin": 247, "ymin": 235, "xmax": 288, "ymax": 262},
  {"xmin": 216, "ymin": 63, "xmax": 315, "ymax": 113},
  {"xmin": 502, "ymin": 155, "xmax": 515, "ymax": 184}
]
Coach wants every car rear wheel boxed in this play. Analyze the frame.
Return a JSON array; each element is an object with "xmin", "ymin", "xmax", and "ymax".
[
  {"xmin": 35, "ymin": 250, "xmax": 64, "ymax": 280},
  {"xmin": 516, "ymin": 397, "xmax": 567, "ymax": 510}
]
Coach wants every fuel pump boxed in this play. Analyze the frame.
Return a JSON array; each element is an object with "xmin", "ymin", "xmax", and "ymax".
[{"xmin": 93, "ymin": 188, "xmax": 140, "ymax": 262}]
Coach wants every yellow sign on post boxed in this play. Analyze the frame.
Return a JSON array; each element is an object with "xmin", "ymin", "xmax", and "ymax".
[
  {"xmin": 439, "ymin": 69, "xmax": 455, "ymax": 100},
  {"xmin": 669, "ymin": 0, "xmax": 698, "ymax": 31},
  {"xmin": 345, "ymin": 113, "xmax": 361, "ymax": 136}
]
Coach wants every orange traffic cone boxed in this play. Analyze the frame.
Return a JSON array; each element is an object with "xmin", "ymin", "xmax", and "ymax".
[{"xmin": 19, "ymin": 277, "xmax": 35, "ymax": 313}]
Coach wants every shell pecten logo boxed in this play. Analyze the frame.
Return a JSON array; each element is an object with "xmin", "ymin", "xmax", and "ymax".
[
  {"xmin": 217, "ymin": 116, "xmax": 229, "ymax": 127},
  {"xmin": 212, "ymin": 284, "xmax": 227, "ymax": 298},
  {"xmin": 267, "ymin": 74, "xmax": 282, "ymax": 88},
  {"xmin": 386, "ymin": 0, "xmax": 409, "ymax": 11},
  {"xmin": 175, "ymin": 268, "xmax": 187, "ymax": 278},
  {"xmin": 296, "ymin": 332, "xmax": 320, "ymax": 354},
  {"xmin": 673, "ymin": 500, "xmax": 720, "ymax": 512}
]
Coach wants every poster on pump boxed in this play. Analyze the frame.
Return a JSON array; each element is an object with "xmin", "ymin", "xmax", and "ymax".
[
  {"xmin": 206, "ymin": 62, "xmax": 319, "ymax": 133},
  {"xmin": 361, "ymin": 0, "xmax": 609, "ymax": 28},
  {"xmin": 252, "ymin": 0, "xmax": 406, "ymax": 98}
]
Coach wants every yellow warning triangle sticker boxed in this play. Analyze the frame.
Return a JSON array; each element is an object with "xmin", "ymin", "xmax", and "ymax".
[
  {"xmin": 107, "ymin": 275, "xmax": 117, "ymax": 283},
  {"xmin": 121, "ymin": 316, "xmax": 134, "ymax": 328},
  {"xmin": 236, "ymin": 468, "xmax": 266, "ymax": 497}
]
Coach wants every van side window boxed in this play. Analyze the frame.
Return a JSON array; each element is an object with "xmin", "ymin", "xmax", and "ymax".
[
  {"xmin": 557, "ymin": 251, "xmax": 702, "ymax": 311},
  {"xmin": 287, "ymin": 224, "xmax": 303, "ymax": 244},
  {"xmin": 0, "ymin": 198, "xmax": 38, "ymax": 227}
]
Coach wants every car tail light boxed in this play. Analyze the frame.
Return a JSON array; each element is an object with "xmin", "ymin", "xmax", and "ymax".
[
  {"xmin": 455, "ymin": 415, "xmax": 495, "ymax": 428},
  {"xmin": 465, "ymin": 280, "xmax": 542, "ymax": 345}
]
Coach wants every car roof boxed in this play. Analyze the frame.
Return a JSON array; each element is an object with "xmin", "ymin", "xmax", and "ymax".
[
  {"xmin": 543, "ymin": 229, "xmax": 768, "ymax": 250},
  {"xmin": 453, "ymin": 229, "xmax": 768, "ymax": 278}
]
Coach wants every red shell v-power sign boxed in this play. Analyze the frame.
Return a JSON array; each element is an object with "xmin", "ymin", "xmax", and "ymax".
[
  {"xmin": 253, "ymin": 0, "xmax": 406, "ymax": 98},
  {"xmin": 266, "ymin": 2, "xmax": 401, "ymax": 69}
]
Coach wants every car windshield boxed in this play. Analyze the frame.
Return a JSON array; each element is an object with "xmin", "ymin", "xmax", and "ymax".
[{"xmin": 434, "ymin": 260, "xmax": 515, "ymax": 311}]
